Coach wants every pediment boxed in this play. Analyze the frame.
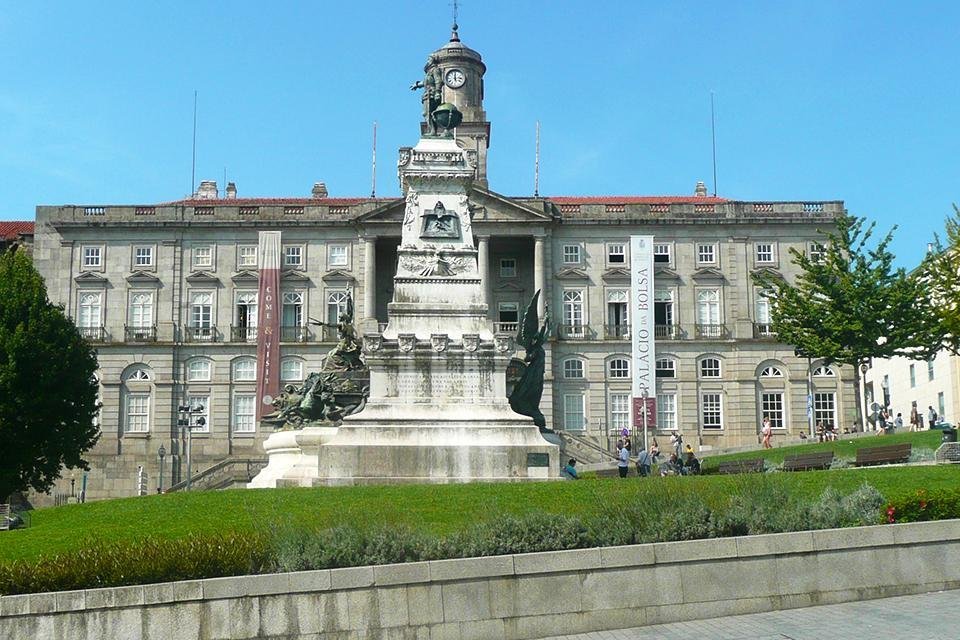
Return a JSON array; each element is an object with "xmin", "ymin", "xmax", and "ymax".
[
  {"xmin": 231, "ymin": 270, "xmax": 259, "ymax": 284},
  {"xmin": 751, "ymin": 267, "xmax": 784, "ymax": 280},
  {"xmin": 494, "ymin": 280, "xmax": 525, "ymax": 292},
  {"xmin": 554, "ymin": 267, "xmax": 590, "ymax": 281},
  {"xmin": 321, "ymin": 269, "xmax": 356, "ymax": 283},
  {"xmin": 691, "ymin": 267, "xmax": 726, "ymax": 282},
  {"xmin": 185, "ymin": 271, "xmax": 221, "ymax": 285},
  {"xmin": 281, "ymin": 269, "xmax": 312, "ymax": 283},
  {"xmin": 601, "ymin": 267, "xmax": 631, "ymax": 282},
  {"xmin": 654, "ymin": 266, "xmax": 681, "ymax": 280},
  {"xmin": 354, "ymin": 198, "xmax": 406, "ymax": 223},
  {"xmin": 468, "ymin": 186, "xmax": 552, "ymax": 223},
  {"xmin": 125, "ymin": 270, "xmax": 161, "ymax": 286},
  {"xmin": 74, "ymin": 271, "xmax": 109, "ymax": 286}
]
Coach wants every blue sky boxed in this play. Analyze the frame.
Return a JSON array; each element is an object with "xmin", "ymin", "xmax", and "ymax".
[{"xmin": 2, "ymin": 1, "xmax": 957, "ymax": 267}]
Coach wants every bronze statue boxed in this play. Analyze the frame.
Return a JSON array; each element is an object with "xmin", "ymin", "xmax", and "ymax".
[
  {"xmin": 508, "ymin": 290, "xmax": 549, "ymax": 429},
  {"xmin": 310, "ymin": 293, "xmax": 364, "ymax": 372},
  {"xmin": 411, "ymin": 55, "xmax": 443, "ymax": 135}
]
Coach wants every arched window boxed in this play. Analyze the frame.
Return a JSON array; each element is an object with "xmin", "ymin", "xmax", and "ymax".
[
  {"xmin": 232, "ymin": 358, "xmax": 256, "ymax": 382},
  {"xmin": 656, "ymin": 358, "xmax": 676, "ymax": 378},
  {"xmin": 760, "ymin": 366, "xmax": 783, "ymax": 378},
  {"xmin": 699, "ymin": 357, "xmax": 721, "ymax": 378},
  {"xmin": 186, "ymin": 358, "xmax": 212, "ymax": 382},
  {"xmin": 124, "ymin": 367, "xmax": 151, "ymax": 382},
  {"xmin": 281, "ymin": 358, "xmax": 304, "ymax": 381},
  {"xmin": 608, "ymin": 358, "xmax": 630, "ymax": 379},
  {"xmin": 121, "ymin": 365, "xmax": 153, "ymax": 434},
  {"xmin": 813, "ymin": 365, "xmax": 836, "ymax": 377},
  {"xmin": 562, "ymin": 358, "xmax": 584, "ymax": 379}
]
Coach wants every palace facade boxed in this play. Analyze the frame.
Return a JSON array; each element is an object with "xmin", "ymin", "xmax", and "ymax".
[{"xmin": 33, "ymin": 27, "xmax": 855, "ymax": 500}]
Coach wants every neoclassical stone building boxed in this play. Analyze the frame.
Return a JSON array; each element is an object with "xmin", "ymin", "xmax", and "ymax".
[{"xmin": 34, "ymin": 27, "xmax": 855, "ymax": 500}]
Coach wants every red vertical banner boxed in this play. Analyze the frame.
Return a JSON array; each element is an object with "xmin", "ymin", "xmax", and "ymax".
[
  {"xmin": 632, "ymin": 397, "xmax": 657, "ymax": 430},
  {"xmin": 256, "ymin": 231, "xmax": 282, "ymax": 420}
]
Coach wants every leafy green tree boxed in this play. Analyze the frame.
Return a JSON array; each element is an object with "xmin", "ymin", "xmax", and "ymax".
[
  {"xmin": 919, "ymin": 204, "xmax": 960, "ymax": 354},
  {"xmin": 753, "ymin": 214, "xmax": 937, "ymax": 429},
  {"xmin": 0, "ymin": 248, "xmax": 100, "ymax": 501}
]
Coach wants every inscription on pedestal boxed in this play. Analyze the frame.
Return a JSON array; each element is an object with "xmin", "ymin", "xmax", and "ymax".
[{"xmin": 392, "ymin": 370, "xmax": 487, "ymax": 398}]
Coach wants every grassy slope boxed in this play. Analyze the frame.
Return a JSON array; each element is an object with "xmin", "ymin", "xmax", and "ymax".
[
  {"xmin": 701, "ymin": 430, "xmax": 944, "ymax": 470},
  {"xmin": 3, "ymin": 464, "xmax": 957, "ymax": 563}
]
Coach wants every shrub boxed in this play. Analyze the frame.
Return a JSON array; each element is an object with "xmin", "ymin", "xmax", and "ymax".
[
  {"xmin": 886, "ymin": 488, "xmax": 960, "ymax": 523},
  {"xmin": 442, "ymin": 512, "xmax": 594, "ymax": 558},
  {"xmin": 268, "ymin": 524, "xmax": 428, "ymax": 572}
]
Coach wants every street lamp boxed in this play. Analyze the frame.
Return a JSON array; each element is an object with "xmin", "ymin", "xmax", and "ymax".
[
  {"xmin": 157, "ymin": 444, "xmax": 166, "ymax": 493},
  {"xmin": 860, "ymin": 362, "xmax": 870, "ymax": 432},
  {"xmin": 178, "ymin": 403, "xmax": 206, "ymax": 490}
]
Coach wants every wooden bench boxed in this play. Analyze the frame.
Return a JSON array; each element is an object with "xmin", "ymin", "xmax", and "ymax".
[
  {"xmin": 0, "ymin": 504, "xmax": 9, "ymax": 531},
  {"xmin": 783, "ymin": 451, "xmax": 834, "ymax": 471},
  {"xmin": 717, "ymin": 458, "xmax": 765, "ymax": 474},
  {"xmin": 855, "ymin": 443, "xmax": 912, "ymax": 467}
]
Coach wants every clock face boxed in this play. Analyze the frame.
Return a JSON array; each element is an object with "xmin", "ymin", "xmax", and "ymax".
[{"xmin": 445, "ymin": 68, "xmax": 466, "ymax": 89}]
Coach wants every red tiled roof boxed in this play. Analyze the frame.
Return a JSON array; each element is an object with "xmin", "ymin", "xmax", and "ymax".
[
  {"xmin": 547, "ymin": 196, "xmax": 729, "ymax": 205},
  {"xmin": 0, "ymin": 221, "xmax": 34, "ymax": 240},
  {"xmin": 163, "ymin": 197, "xmax": 397, "ymax": 206}
]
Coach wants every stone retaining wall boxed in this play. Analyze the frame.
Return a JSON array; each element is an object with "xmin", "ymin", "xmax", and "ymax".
[{"xmin": 2, "ymin": 519, "xmax": 959, "ymax": 639}]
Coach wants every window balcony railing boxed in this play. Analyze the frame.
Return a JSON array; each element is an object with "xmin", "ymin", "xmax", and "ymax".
[
  {"xmin": 695, "ymin": 323, "xmax": 728, "ymax": 339},
  {"xmin": 655, "ymin": 324, "xmax": 681, "ymax": 340},
  {"xmin": 281, "ymin": 325, "xmax": 310, "ymax": 342},
  {"xmin": 125, "ymin": 325, "xmax": 157, "ymax": 342},
  {"xmin": 231, "ymin": 326, "xmax": 258, "ymax": 342},
  {"xmin": 78, "ymin": 326, "xmax": 108, "ymax": 342},
  {"xmin": 185, "ymin": 325, "xmax": 217, "ymax": 342},
  {"xmin": 318, "ymin": 325, "xmax": 339, "ymax": 342},
  {"xmin": 753, "ymin": 323, "xmax": 776, "ymax": 339},
  {"xmin": 494, "ymin": 322, "xmax": 519, "ymax": 334},
  {"xmin": 558, "ymin": 323, "xmax": 588, "ymax": 339},
  {"xmin": 604, "ymin": 324, "xmax": 630, "ymax": 340}
]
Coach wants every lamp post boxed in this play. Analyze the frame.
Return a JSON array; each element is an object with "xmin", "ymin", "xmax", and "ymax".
[
  {"xmin": 860, "ymin": 362, "xmax": 870, "ymax": 432},
  {"xmin": 178, "ymin": 403, "xmax": 206, "ymax": 490},
  {"xmin": 157, "ymin": 444, "xmax": 166, "ymax": 493}
]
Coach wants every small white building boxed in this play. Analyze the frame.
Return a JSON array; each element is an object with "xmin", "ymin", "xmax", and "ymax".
[{"xmin": 863, "ymin": 350, "xmax": 960, "ymax": 429}]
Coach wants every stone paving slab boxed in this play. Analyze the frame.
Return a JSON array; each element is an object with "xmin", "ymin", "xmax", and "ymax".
[{"xmin": 537, "ymin": 589, "xmax": 960, "ymax": 639}]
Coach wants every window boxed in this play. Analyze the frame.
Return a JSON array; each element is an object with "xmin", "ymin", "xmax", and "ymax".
[
  {"xmin": 233, "ymin": 394, "xmax": 256, "ymax": 433},
  {"xmin": 938, "ymin": 392, "xmax": 945, "ymax": 421},
  {"xmin": 281, "ymin": 358, "xmax": 304, "ymax": 381},
  {"xmin": 760, "ymin": 366, "xmax": 783, "ymax": 377},
  {"xmin": 562, "ymin": 358, "xmax": 584, "ymax": 379},
  {"xmin": 814, "ymin": 392, "xmax": 836, "ymax": 428},
  {"xmin": 657, "ymin": 394, "xmax": 676, "ymax": 431},
  {"xmin": 78, "ymin": 292, "xmax": 103, "ymax": 328},
  {"xmin": 696, "ymin": 243, "xmax": 716, "ymax": 265},
  {"xmin": 187, "ymin": 358, "xmax": 212, "ymax": 382},
  {"xmin": 125, "ymin": 393, "xmax": 151, "ymax": 433},
  {"xmin": 128, "ymin": 292, "xmax": 154, "ymax": 328},
  {"xmin": 654, "ymin": 289, "xmax": 674, "ymax": 336},
  {"xmin": 700, "ymin": 357, "xmax": 721, "ymax": 378},
  {"xmin": 656, "ymin": 358, "xmax": 676, "ymax": 378},
  {"xmin": 809, "ymin": 243, "xmax": 826, "ymax": 264},
  {"xmin": 499, "ymin": 258, "xmax": 517, "ymax": 278},
  {"xmin": 563, "ymin": 394, "xmax": 585, "ymax": 431},
  {"xmin": 701, "ymin": 393, "xmax": 722, "ymax": 430},
  {"xmin": 238, "ymin": 245, "xmax": 258, "ymax": 268},
  {"xmin": 610, "ymin": 393, "xmax": 630, "ymax": 433},
  {"xmin": 284, "ymin": 245, "xmax": 304, "ymax": 268},
  {"xmin": 756, "ymin": 290, "xmax": 772, "ymax": 326},
  {"xmin": 185, "ymin": 395, "xmax": 210, "ymax": 433},
  {"xmin": 761, "ymin": 392, "xmax": 785, "ymax": 430},
  {"xmin": 232, "ymin": 358, "xmax": 256, "ymax": 382},
  {"xmin": 126, "ymin": 367, "xmax": 151, "ymax": 381},
  {"xmin": 607, "ymin": 243, "xmax": 626, "ymax": 264},
  {"xmin": 235, "ymin": 292, "xmax": 258, "ymax": 340},
  {"xmin": 813, "ymin": 365, "xmax": 835, "ymax": 377},
  {"xmin": 193, "ymin": 245, "xmax": 213, "ymax": 269},
  {"xmin": 696, "ymin": 288, "xmax": 721, "ymax": 328},
  {"xmin": 498, "ymin": 302, "xmax": 519, "ymax": 324},
  {"xmin": 82, "ymin": 245, "xmax": 102, "ymax": 268},
  {"xmin": 562, "ymin": 244, "xmax": 581, "ymax": 265},
  {"xmin": 190, "ymin": 292, "xmax": 213, "ymax": 328},
  {"xmin": 133, "ymin": 245, "xmax": 154, "ymax": 268},
  {"xmin": 606, "ymin": 290, "xmax": 628, "ymax": 334},
  {"xmin": 755, "ymin": 243, "xmax": 775, "ymax": 263},
  {"xmin": 927, "ymin": 358, "xmax": 935, "ymax": 381},
  {"xmin": 909, "ymin": 364, "xmax": 916, "ymax": 388},
  {"xmin": 608, "ymin": 358, "xmax": 630, "ymax": 379},
  {"xmin": 653, "ymin": 243, "xmax": 672, "ymax": 265},
  {"xmin": 328, "ymin": 244, "xmax": 348, "ymax": 268},
  {"xmin": 326, "ymin": 290, "xmax": 350, "ymax": 324},
  {"xmin": 282, "ymin": 292, "xmax": 304, "ymax": 327},
  {"xmin": 562, "ymin": 290, "xmax": 585, "ymax": 331}
]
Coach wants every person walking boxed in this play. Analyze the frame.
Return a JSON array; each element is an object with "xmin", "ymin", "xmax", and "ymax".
[
  {"xmin": 635, "ymin": 446, "xmax": 653, "ymax": 477},
  {"xmin": 761, "ymin": 416, "xmax": 773, "ymax": 449},
  {"xmin": 910, "ymin": 402, "xmax": 920, "ymax": 432},
  {"xmin": 670, "ymin": 430, "xmax": 683, "ymax": 457},
  {"xmin": 616, "ymin": 440, "xmax": 630, "ymax": 478},
  {"xmin": 894, "ymin": 413, "xmax": 904, "ymax": 429},
  {"xmin": 928, "ymin": 406, "xmax": 939, "ymax": 429}
]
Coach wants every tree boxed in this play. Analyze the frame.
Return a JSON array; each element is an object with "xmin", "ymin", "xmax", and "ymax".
[
  {"xmin": 0, "ymin": 248, "xmax": 100, "ymax": 501},
  {"xmin": 753, "ymin": 214, "xmax": 937, "ymax": 430},
  {"xmin": 918, "ymin": 204, "xmax": 960, "ymax": 354}
]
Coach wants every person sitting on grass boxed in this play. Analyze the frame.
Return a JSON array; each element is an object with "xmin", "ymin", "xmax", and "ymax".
[
  {"xmin": 683, "ymin": 445, "xmax": 702, "ymax": 475},
  {"xmin": 659, "ymin": 453, "xmax": 683, "ymax": 476},
  {"xmin": 561, "ymin": 458, "xmax": 579, "ymax": 480}
]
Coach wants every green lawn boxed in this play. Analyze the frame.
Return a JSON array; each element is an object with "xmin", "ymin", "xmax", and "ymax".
[
  {"xmin": 700, "ymin": 430, "xmax": 944, "ymax": 471},
  {"xmin": 3, "ymin": 464, "xmax": 957, "ymax": 563}
]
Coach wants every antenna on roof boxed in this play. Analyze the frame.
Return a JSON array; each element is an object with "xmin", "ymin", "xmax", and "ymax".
[
  {"xmin": 371, "ymin": 121, "xmax": 378, "ymax": 198},
  {"xmin": 710, "ymin": 91, "xmax": 718, "ymax": 197},
  {"xmin": 190, "ymin": 90, "xmax": 198, "ymax": 197},
  {"xmin": 534, "ymin": 120, "xmax": 541, "ymax": 197}
]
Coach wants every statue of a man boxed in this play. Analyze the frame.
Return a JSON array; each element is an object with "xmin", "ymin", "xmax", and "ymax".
[{"xmin": 411, "ymin": 55, "xmax": 443, "ymax": 135}]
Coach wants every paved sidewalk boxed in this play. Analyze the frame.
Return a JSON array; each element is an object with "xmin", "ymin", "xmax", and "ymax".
[{"xmin": 538, "ymin": 589, "xmax": 959, "ymax": 639}]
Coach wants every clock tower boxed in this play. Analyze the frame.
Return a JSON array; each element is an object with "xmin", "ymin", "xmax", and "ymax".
[{"xmin": 422, "ymin": 23, "xmax": 491, "ymax": 187}]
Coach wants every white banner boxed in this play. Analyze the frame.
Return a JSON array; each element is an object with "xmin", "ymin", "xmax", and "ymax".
[{"xmin": 630, "ymin": 236, "xmax": 655, "ymax": 406}]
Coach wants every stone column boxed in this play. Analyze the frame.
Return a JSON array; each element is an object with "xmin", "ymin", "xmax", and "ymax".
[
  {"xmin": 534, "ymin": 234, "xmax": 546, "ymax": 316},
  {"xmin": 477, "ymin": 235, "xmax": 490, "ymax": 312},
  {"xmin": 363, "ymin": 235, "xmax": 377, "ymax": 325}
]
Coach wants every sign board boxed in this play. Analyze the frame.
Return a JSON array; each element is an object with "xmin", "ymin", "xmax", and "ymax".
[
  {"xmin": 632, "ymin": 397, "xmax": 657, "ymax": 429},
  {"xmin": 256, "ymin": 231, "xmax": 282, "ymax": 420},
  {"xmin": 630, "ymin": 235, "xmax": 656, "ymax": 414}
]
